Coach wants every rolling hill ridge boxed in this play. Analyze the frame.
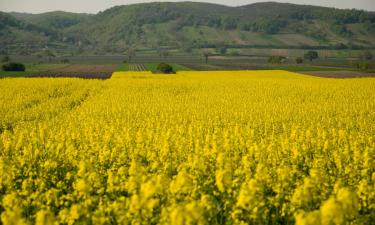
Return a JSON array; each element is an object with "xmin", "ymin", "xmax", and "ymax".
[{"xmin": 1, "ymin": 1, "xmax": 375, "ymax": 54}]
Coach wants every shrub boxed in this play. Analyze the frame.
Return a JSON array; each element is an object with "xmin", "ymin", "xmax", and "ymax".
[
  {"xmin": 304, "ymin": 51, "xmax": 319, "ymax": 61},
  {"xmin": 2, "ymin": 62, "xmax": 26, "ymax": 71},
  {"xmin": 296, "ymin": 57, "xmax": 303, "ymax": 64},
  {"xmin": 268, "ymin": 56, "xmax": 286, "ymax": 64},
  {"xmin": 202, "ymin": 50, "xmax": 213, "ymax": 64},
  {"xmin": 352, "ymin": 61, "xmax": 370, "ymax": 71},
  {"xmin": 359, "ymin": 51, "xmax": 373, "ymax": 61},
  {"xmin": 156, "ymin": 63, "xmax": 175, "ymax": 74},
  {"xmin": 229, "ymin": 50, "xmax": 240, "ymax": 56},
  {"xmin": 216, "ymin": 46, "xmax": 227, "ymax": 55},
  {"xmin": 61, "ymin": 59, "xmax": 70, "ymax": 64}
]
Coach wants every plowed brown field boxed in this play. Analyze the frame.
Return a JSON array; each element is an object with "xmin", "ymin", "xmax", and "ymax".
[
  {"xmin": 32, "ymin": 64, "xmax": 117, "ymax": 79},
  {"xmin": 300, "ymin": 71, "xmax": 375, "ymax": 78}
]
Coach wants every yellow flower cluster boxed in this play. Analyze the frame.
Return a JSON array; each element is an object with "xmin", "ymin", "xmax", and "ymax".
[{"xmin": 0, "ymin": 71, "xmax": 374, "ymax": 224}]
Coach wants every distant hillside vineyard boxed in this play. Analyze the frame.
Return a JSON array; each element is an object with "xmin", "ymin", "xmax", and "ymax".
[{"xmin": 1, "ymin": 1, "xmax": 375, "ymax": 54}]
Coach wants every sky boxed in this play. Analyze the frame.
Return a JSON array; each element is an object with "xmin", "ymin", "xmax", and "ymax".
[{"xmin": 0, "ymin": 0, "xmax": 374, "ymax": 14}]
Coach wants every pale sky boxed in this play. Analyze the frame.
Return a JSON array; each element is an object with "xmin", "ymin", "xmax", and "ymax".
[{"xmin": 0, "ymin": 0, "xmax": 374, "ymax": 14}]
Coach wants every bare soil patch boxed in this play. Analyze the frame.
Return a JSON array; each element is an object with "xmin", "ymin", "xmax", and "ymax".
[
  {"xmin": 32, "ymin": 64, "xmax": 117, "ymax": 79},
  {"xmin": 300, "ymin": 71, "xmax": 375, "ymax": 78}
]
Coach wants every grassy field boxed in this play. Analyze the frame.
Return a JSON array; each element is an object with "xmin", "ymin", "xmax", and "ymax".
[
  {"xmin": 116, "ymin": 63, "xmax": 191, "ymax": 72},
  {"xmin": 0, "ymin": 71, "xmax": 374, "ymax": 224},
  {"xmin": 1, "ymin": 60, "xmax": 371, "ymax": 79},
  {"xmin": 144, "ymin": 63, "xmax": 191, "ymax": 72},
  {"xmin": 0, "ymin": 63, "xmax": 68, "ymax": 78},
  {"xmin": 116, "ymin": 63, "xmax": 129, "ymax": 71},
  {"xmin": 183, "ymin": 63, "xmax": 363, "ymax": 72},
  {"xmin": 10, "ymin": 48, "xmax": 374, "ymax": 65}
]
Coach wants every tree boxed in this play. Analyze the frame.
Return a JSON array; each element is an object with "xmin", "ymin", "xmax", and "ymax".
[
  {"xmin": 229, "ymin": 50, "xmax": 240, "ymax": 56},
  {"xmin": 223, "ymin": 17, "xmax": 238, "ymax": 30},
  {"xmin": 359, "ymin": 51, "xmax": 373, "ymax": 60},
  {"xmin": 202, "ymin": 50, "xmax": 213, "ymax": 64},
  {"xmin": 352, "ymin": 61, "xmax": 369, "ymax": 71},
  {"xmin": 61, "ymin": 58, "xmax": 70, "ymax": 64},
  {"xmin": 268, "ymin": 56, "xmax": 286, "ymax": 64},
  {"xmin": 76, "ymin": 47, "xmax": 84, "ymax": 55},
  {"xmin": 156, "ymin": 63, "xmax": 174, "ymax": 74},
  {"xmin": 296, "ymin": 57, "xmax": 304, "ymax": 64},
  {"xmin": 2, "ymin": 62, "xmax": 26, "ymax": 71},
  {"xmin": 44, "ymin": 49, "xmax": 56, "ymax": 63},
  {"xmin": 125, "ymin": 48, "xmax": 136, "ymax": 63},
  {"xmin": 304, "ymin": 51, "xmax": 319, "ymax": 62},
  {"xmin": 216, "ymin": 46, "xmax": 227, "ymax": 55}
]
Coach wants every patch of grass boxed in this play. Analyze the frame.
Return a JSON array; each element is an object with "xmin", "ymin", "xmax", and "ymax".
[
  {"xmin": 0, "ymin": 71, "xmax": 29, "ymax": 77},
  {"xmin": 170, "ymin": 63, "xmax": 192, "ymax": 71},
  {"xmin": 0, "ymin": 63, "xmax": 68, "ymax": 78},
  {"xmin": 144, "ymin": 63, "xmax": 158, "ymax": 72},
  {"xmin": 261, "ymin": 34, "xmax": 285, "ymax": 46},
  {"xmin": 145, "ymin": 63, "xmax": 192, "ymax": 72},
  {"xmin": 117, "ymin": 64, "xmax": 129, "ymax": 71}
]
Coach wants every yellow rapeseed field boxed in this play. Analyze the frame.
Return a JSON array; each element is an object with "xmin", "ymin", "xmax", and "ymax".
[{"xmin": 0, "ymin": 71, "xmax": 374, "ymax": 225}]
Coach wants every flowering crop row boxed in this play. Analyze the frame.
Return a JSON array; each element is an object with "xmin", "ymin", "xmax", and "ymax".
[{"xmin": 0, "ymin": 71, "xmax": 374, "ymax": 224}]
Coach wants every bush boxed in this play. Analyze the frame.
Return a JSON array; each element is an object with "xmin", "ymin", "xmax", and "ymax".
[
  {"xmin": 296, "ymin": 57, "xmax": 303, "ymax": 64},
  {"xmin": 202, "ymin": 50, "xmax": 213, "ymax": 64},
  {"xmin": 216, "ymin": 46, "xmax": 227, "ymax": 55},
  {"xmin": 304, "ymin": 51, "xmax": 319, "ymax": 61},
  {"xmin": 61, "ymin": 59, "xmax": 70, "ymax": 64},
  {"xmin": 352, "ymin": 61, "xmax": 370, "ymax": 71},
  {"xmin": 156, "ymin": 63, "xmax": 175, "ymax": 74},
  {"xmin": 2, "ymin": 62, "xmax": 26, "ymax": 71},
  {"xmin": 229, "ymin": 50, "xmax": 240, "ymax": 56},
  {"xmin": 359, "ymin": 51, "xmax": 373, "ymax": 60},
  {"xmin": 268, "ymin": 56, "xmax": 286, "ymax": 64}
]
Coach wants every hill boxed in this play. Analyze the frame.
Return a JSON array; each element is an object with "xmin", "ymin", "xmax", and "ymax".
[
  {"xmin": 1, "ymin": 1, "xmax": 375, "ymax": 55},
  {"xmin": 10, "ymin": 11, "xmax": 92, "ymax": 29}
]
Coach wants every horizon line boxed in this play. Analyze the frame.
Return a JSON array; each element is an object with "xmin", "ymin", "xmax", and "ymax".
[{"xmin": 1, "ymin": 1, "xmax": 373, "ymax": 15}]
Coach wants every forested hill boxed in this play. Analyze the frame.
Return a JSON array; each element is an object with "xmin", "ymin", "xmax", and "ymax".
[{"xmin": 1, "ymin": 1, "xmax": 375, "ymax": 54}]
